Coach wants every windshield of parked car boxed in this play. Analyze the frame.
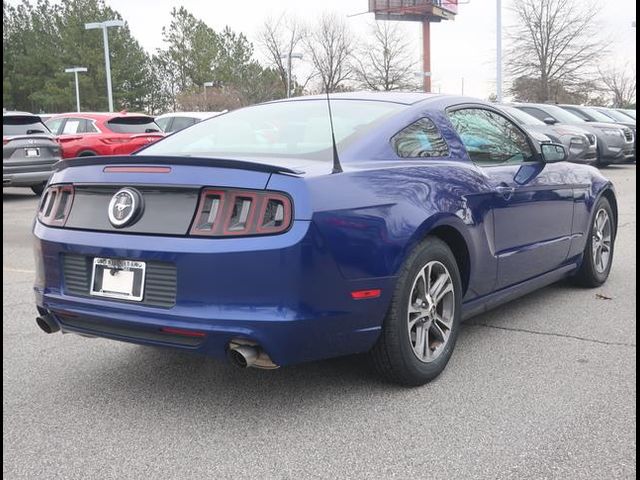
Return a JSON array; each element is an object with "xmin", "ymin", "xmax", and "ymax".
[
  {"xmin": 137, "ymin": 99, "xmax": 406, "ymax": 161},
  {"xmin": 501, "ymin": 106, "xmax": 545, "ymax": 126},
  {"xmin": 541, "ymin": 105, "xmax": 587, "ymax": 124},
  {"xmin": 2, "ymin": 115, "xmax": 50, "ymax": 136},
  {"xmin": 597, "ymin": 108, "xmax": 635, "ymax": 123},
  {"xmin": 578, "ymin": 107, "xmax": 619, "ymax": 123},
  {"xmin": 106, "ymin": 116, "xmax": 161, "ymax": 134},
  {"xmin": 621, "ymin": 109, "xmax": 636, "ymax": 119}
]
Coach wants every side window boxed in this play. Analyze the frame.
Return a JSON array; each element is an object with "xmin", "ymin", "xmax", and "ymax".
[
  {"xmin": 62, "ymin": 118, "xmax": 82, "ymax": 134},
  {"xmin": 170, "ymin": 117, "xmax": 196, "ymax": 132},
  {"xmin": 392, "ymin": 118, "xmax": 449, "ymax": 158},
  {"xmin": 448, "ymin": 108, "xmax": 535, "ymax": 166},
  {"xmin": 80, "ymin": 119, "xmax": 99, "ymax": 133},
  {"xmin": 155, "ymin": 117, "xmax": 170, "ymax": 132},
  {"xmin": 519, "ymin": 107, "xmax": 549, "ymax": 122},
  {"xmin": 45, "ymin": 118, "xmax": 64, "ymax": 135}
]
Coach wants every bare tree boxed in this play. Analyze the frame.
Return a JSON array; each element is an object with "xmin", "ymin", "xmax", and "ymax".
[
  {"xmin": 599, "ymin": 65, "xmax": 636, "ymax": 107},
  {"xmin": 305, "ymin": 13, "xmax": 353, "ymax": 93},
  {"xmin": 259, "ymin": 15, "xmax": 305, "ymax": 96},
  {"xmin": 352, "ymin": 21, "xmax": 418, "ymax": 91},
  {"xmin": 508, "ymin": 0, "xmax": 603, "ymax": 102}
]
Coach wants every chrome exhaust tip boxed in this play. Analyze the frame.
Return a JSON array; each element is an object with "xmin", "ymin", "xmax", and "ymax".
[
  {"xmin": 227, "ymin": 339, "xmax": 279, "ymax": 369},
  {"xmin": 36, "ymin": 313, "xmax": 60, "ymax": 334}
]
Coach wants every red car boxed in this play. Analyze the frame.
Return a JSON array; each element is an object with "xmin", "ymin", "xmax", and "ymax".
[{"xmin": 45, "ymin": 112, "xmax": 164, "ymax": 158}]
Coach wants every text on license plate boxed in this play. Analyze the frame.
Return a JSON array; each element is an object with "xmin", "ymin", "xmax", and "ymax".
[{"xmin": 90, "ymin": 258, "xmax": 146, "ymax": 301}]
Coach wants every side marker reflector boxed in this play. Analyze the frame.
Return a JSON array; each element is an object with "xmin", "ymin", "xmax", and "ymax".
[
  {"xmin": 351, "ymin": 289, "xmax": 382, "ymax": 300},
  {"xmin": 160, "ymin": 327, "xmax": 207, "ymax": 338}
]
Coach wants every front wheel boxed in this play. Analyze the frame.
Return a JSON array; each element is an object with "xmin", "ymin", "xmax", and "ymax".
[
  {"xmin": 370, "ymin": 237, "xmax": 462, "ymax": 386},
  {"xmin": 31, "ymin": 183, "xmax": 45, "ymax": 195},
  {"xmin": 573, "ymin": 197, "xmax": 615, "ymax": 287}
]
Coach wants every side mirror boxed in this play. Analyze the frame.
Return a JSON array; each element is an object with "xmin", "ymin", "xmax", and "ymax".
[
  {"xmin": 543, "ymin": 117, "xmax": 557, "ymax": 125},
  {"xmin": 541, "ymin": 143, "xmax": 567, "ymax": 163}
]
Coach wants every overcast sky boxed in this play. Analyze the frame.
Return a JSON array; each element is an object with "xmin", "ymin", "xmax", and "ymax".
[{"xmin": 13, "ymin": 0, "xmax": 639, "ymax": 98}]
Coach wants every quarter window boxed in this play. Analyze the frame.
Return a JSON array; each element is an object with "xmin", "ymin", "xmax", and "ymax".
[
  {"xmin": 448, "ymin": 108, "xmax": 534, "ymax": 166},
  {"xmin": 392, "ymin": 118, "xmax": 449, "ymax": 158}
]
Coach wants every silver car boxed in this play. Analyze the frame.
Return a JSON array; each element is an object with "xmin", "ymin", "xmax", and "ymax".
[
  {"xmin": 500, "ymin": 105, "xmax": 597, "ymax": 164},
  {"xmin": 3, "ymin": 112, "xmax": 61, "ymax": 194}
]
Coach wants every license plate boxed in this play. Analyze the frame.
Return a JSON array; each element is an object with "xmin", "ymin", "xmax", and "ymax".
[
  {"xmin": 25, "ymin": 148, "xmax": 40, "ymax": 157},
  {"xmin": 90, "ymin": 258, "xmax": 146, "ymax": 301}
]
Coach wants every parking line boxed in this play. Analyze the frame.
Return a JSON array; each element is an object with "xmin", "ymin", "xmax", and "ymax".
[{"xmin": 3, "ymin": 267, "xmax": 35, "ymax": 274}]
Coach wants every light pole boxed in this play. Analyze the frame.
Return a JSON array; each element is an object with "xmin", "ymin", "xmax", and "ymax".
[
  {"xmin": 496, "ymin": 0, "xmax": 503, "ymax": 102},
  {"xmin": 65, "ymin": 67, "xmax": 88, "ymax": 112},
  {"xmin": 280, "ymin": 52, "xmax": 303, "ymax": 98},
  {"xmin": 85, "ymin": 19, "xmax": 125, "ymax": 112}
]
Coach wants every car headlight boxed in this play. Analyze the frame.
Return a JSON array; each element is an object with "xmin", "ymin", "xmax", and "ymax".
[{"xmin": 600, "ymin": 128, "xmax": 624, "ymax": 137}]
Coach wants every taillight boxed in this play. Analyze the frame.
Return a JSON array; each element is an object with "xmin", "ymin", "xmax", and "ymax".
[
  {"xmin": 100, "ymin": 137, "xmax": 130, "ymax": 145},
  {"xmin": 190, "ymin": 188, "xmax": 292, "ymax": 236},
  {"xmin": 38, "ymin": 185, "xmax": 74, "ymax": 226}
]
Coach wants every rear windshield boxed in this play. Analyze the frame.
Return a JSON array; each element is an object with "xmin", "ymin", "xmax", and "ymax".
[
  {"xmin": 106, "ymin": 116, "xmax": 161, "ymax": 134},
  {"xmin": 3, "ymin": 115, "xmax": 50, "ymax": 136},
  {"xmin": 137, "ymin": 99, "xmax": 406, "ymax": 161}
]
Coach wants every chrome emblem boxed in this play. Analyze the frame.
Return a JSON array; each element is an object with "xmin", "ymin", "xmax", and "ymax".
[{"xmin": 108, "ymin": 188, "xmax": 142, "ymax": 228}]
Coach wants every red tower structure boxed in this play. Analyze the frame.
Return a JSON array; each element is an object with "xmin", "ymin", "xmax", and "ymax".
[{"xmin": 368, "ymin": 0, "xmax": 459, "ymax": 92}]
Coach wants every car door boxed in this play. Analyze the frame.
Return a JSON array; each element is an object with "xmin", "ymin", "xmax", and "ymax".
[
  {"xmin": 55, "ymin": 117, "xmax": 87, "ymax": 157},
  {"xmin": 448, "ymin": 107, "xmax": 574, "ymax": 288}
]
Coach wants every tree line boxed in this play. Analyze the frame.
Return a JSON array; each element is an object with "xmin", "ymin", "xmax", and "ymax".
[{"xmin": 3, "ymin": 0, "xmax": 635, "ymax": 114}]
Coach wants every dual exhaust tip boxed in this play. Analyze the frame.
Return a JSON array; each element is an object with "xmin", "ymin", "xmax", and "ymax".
[
  {"xmin": 36, "ymin": 313, "xmax": 277, "ymax": 370},
  {"xmin": 227, "ymin": 341, "xmax": 279, "ymax": 369},
  {"xmin": 35, "ymin": 313, "xmax": 60, "ymax": 334}
]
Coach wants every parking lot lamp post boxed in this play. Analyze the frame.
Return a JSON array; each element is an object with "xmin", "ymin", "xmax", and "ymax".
[
  {"xmin": 280, "ymin": 53, "xmax": 303, "ymax": 98},
  {"xmin": 84, "ymin": 20, "xmax": 125, "ymax": 112},
  {"xmin": 496, "ymin": 0, "xmax": 503, "ymax": 102},
  {"xmin": 64, "ymin": 67, "xmax": 88, "ymax": 112}
]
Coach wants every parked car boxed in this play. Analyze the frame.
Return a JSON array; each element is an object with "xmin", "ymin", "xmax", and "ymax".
[
  {"xmin": 45, "ymin": 112, "xmax": 164, "ymax": 158},
  {"xmin": 155, "ymin": 111, "xmax": 223, "ymax": 133},
  {"xmin": 513, "ymin": 103, "xmax": 634, "ymax": 166},
  {"xmin": 616, "ymin": 109, "xmax": 636, "ymax": 120},
  {"xmin": 591, "ymin": 106, "xmax": 637, "ymax": 125},
  {"xmin": 3, "ymin": 111, "xmax": 61, "ymax": 194},
  {"xmin": 499, "ymin": 105, "xmax": 597, "ymax": 164},
  {"xmin": 560, "ymin": 104, "xmax": 636, "ymax": 162},
  {"xmin": 33, "ymin": 93, "xmax": 617, "ymax": 386}
]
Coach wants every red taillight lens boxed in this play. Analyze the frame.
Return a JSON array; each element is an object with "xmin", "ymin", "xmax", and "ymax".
[
  {"xmin": 100, "ymin": 137, "xmax": 130, "ymax": 145},
  {"xmin": 37, "ymin": 185, "xmax": 74, "ymax": 226},
  {"xmin": 190, "ymin": 188, "xmax": 292, "ymax": 237}
]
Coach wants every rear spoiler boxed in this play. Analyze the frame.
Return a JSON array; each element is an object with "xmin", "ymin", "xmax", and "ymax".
[{"xmin": 54, "ymin": 155, "xmax": 304, "ymax": 175}]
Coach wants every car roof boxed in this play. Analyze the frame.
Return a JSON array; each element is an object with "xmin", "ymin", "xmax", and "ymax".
[
  {"xmin": 269, "ymin": 91, "xmax": 446, "ymax": 106},
  {"xmin": 48, "ymin": 112, "xmax": 153, "ymax": 120},
  {"xmin": 3, "ymin": 110, "xmax": 38, "ymax": 117}
]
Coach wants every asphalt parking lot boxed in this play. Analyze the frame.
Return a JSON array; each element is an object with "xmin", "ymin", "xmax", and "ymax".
[{"xmin": 3, "ymin": 164, "xmax": 636, "ymax": 480}]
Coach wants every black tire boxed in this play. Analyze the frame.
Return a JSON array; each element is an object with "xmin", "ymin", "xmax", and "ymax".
[
  {"xmin": 594, "ymin": 146, "xmax": 610, "ymax": 168},
  {"xmin": 31, "ymin": 183, "xmax": 45, "ymax": 196},
  {"xmin": 78, "ymin": 150, "xmax": 97, "ymax": 157},
  {"xmin": 573, "ymin": 197, "xmax": 615, "ymax": 287},
  {"xmin": 370, "ymin": 237, "xmax": 462, "ymax": 386}
]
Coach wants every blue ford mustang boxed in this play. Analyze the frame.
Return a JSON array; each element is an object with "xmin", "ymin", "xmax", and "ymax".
[{"xmin": 33, "ymin": 93, "xmax": 617, "ymax": 385}]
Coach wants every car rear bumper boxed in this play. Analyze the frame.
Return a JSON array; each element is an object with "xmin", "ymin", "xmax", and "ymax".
[
  {"xmin": 3, "ymin": 169, "xmax": 53, "ymax": 187},
  {"xmin": 33, "ymin": 221, "xmax": 393, "ymax": 366}
]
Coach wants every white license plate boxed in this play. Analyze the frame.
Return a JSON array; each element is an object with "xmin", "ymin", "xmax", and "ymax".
[
  {"xmin": 90, "ymin": 258, "xmax": 146, "ymax": 301},
  {"xmin": 25, "ymin": 148, "xmax": 40, "ymax": 157}
]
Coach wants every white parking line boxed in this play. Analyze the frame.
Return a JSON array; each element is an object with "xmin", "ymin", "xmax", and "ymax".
[{"xmin": 3, "ymin": 267, "xmax": 35, "ymax": 274}]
